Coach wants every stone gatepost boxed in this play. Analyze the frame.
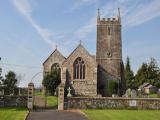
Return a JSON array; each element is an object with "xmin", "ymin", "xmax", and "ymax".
[
  {"xmin": 28, "ymin": 82, "xmax": 34, "ymax": 110},
  {"xmin": 58, "ymin": 67, "xmax": 66, "ymax": 110},
  {"xmin": 58, "ymin": 85, "xmax": 64, "ymax": 110}
]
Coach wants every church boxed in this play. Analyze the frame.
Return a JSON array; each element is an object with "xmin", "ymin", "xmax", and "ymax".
[{"xmin": 43, "ymin": 9, "xmax": 125, "ymax": 97}]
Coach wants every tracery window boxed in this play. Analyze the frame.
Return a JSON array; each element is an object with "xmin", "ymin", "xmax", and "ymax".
[
  {"xmin": 51, "ymin": 63, "xmax": 60, "ymax": 72},
  {"xmin": 73, "ymin": 57, "xmax": 85, "ymax": 80}
]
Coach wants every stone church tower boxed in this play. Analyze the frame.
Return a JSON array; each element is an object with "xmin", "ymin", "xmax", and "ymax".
[{"xmin": 96, "ymin": 9, "xmax": 125, "ymax": 96}]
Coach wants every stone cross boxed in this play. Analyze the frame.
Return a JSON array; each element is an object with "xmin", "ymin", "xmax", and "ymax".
[{"xmin": 67, "ymin": 87, "xmax": 72, "ymax": 97}]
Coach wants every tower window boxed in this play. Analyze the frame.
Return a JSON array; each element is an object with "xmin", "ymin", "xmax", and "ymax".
[
  {"xmin": 108, "ymin": 27, "xmax": 111, "ymax": 35},
  {"xmin": 73, "ymin": 57, "xmax": 85, "ymax": 80}
]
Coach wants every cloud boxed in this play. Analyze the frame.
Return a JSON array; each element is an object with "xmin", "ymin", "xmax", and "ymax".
[
  {"xmin": 75, "ymin": 0, "xmax": 160, "ymax": 39},
  {"xmin": 124, "ymin": 0, "xmax": 160, "ymax": 27},
  {"xmin": 66, "ymin": 0, "xmax": 98, "ymax": 13},
  {"xmin": 12, "ymin": 0, "xmax": 55, "ymax": 48},
  {"xmin": 75, "ymin": 18, "xmax": 95, "ymax": 39},
  {"xmin": 13, "ymin": 0, "xmax": 78, "ymax": 59}
]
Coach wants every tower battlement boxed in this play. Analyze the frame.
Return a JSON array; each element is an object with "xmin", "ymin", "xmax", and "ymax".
[
  {"xmin": 98, "ymin": 17, "xmax": 120, "ymax": 25},
  {"xmin": 97, "ymin": 8, "xmax": 121, "ymax": 25}
]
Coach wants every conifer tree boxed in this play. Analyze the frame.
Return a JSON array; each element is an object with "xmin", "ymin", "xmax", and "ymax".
[
  {"xmin": 135, "ymin": 58, "xmax": 160, "ymax": 88},
  {"xmin": 135, "ymin": 63, "xmax": 148, "ymax": 87},
  {"xmin": 125, "ymin": 56, "xmax": 134, "ymax": 89}
]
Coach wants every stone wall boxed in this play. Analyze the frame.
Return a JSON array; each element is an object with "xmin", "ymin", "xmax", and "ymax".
[
  {"xmin": 0, "ymin": 95, "xmax": 27, "ymax": 107},
  {"xmin": 66, "ymin": 97, "xmax": 160, "ymax": 110}
]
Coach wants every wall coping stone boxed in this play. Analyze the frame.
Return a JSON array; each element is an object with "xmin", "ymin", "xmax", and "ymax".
[{"xmin": 67, "ymin": 97, "xmax": 160, "ymax": 101}]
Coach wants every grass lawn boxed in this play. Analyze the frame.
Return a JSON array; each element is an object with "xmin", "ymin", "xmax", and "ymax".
[
  {"xmin": 34, "ymin": 91, "xmax": 58, "ymax": 108},
  {"xmin": 149, "ymin": 94, "xmax": 158, "ymax": 98},
  {"xmin": 35, "ymin": 91, "xmax": 43, "ymax": 96},
  {"xmin": 84, "ymin": 110, "xmax": 160, "ymax": 120},
  {"xmin": 0, "ymin": 107, "xmax": 28, "ymax": 120},
  {"xmin": 47, "ymin": 96, "xmax": 58, "ymax": 107}
]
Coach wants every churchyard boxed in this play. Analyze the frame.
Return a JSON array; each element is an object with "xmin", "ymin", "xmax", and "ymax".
[{"xmin": 1, "ymin": 96, "xmax": 160, "ymax": 120}]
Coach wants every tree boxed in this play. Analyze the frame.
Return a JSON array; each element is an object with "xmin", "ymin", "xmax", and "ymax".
[
  {"xmin": 135, "ymin": 58, "xmax": 160, "ymax": 88},
  {"xmin": 157, "ymin": 72, "xmax": 160, "ymax": 88},
  {"xmin": 125, "ymin": 56, "xmax": 134, "ymax": 89},
  {"xmin": 135, "ymin": 63, "xmax": 148, "ymax": 87},
  {"xmin": 147, "ymin": 58, "xmax": 159, "ymax": 87},
  {"xmin": 0, "ymin": 67, "xmax": 3, "ymax": 85},
  {"xmin": 42, "ymin": 69, "xmax": 61, "ymax": 95},
  {"xmin": 108, "ymin": 80, "xmax": 118, "ymax": 96},
  {"xmin": 4, "ymin": 71, "xmax": 18, "ymax": 95}
]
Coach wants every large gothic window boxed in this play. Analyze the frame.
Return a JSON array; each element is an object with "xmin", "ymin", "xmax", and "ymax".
[
  {"xmin": 51, "ymin": 63, "xmax": 60, "ymax": 72},
  {"xmin": 73, "ymin": 57, "xmax": 85, "ymax": 80}
]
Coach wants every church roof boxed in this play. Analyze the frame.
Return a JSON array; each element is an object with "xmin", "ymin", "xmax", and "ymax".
[
  {"xmin": 62, "ymin": 43, "xmax": 95, "ymax": 65},
  {"xmin": 43, "ymin": 48, "xmax": 66, "ymax": 65}
]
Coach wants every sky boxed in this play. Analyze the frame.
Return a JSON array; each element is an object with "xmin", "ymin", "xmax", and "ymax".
[{"xmin": 0, "ymin": 0, "xmax": 160, "ymax": 87}]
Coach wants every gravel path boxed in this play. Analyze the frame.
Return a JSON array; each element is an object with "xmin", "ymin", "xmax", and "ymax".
[{"xmin": 34, "ymin": 96, "xmax": 45, "ymax": 108}]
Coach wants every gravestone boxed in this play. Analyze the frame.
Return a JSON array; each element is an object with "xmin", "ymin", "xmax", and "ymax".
[
  {"xmin": 0, "ymin": 96, "xmax": 4, "ymax": 107},
  {"xmin": 129, "ymin": 89, "xmax": 137, "ymax": 107},
  {"xmin": 125, "ymin": 88, "xmax": 131, "ymax": 98},
  {"xmin": 0, "ymin": 79, "xmax": 6, "ymax": 96},
  {"xmin": 67, "ymin": 87, "xmax": 72, "ymax": 97},
  {"xmin": 0, "ymin": 86, "xmax": 5, "ymax": 96},
  {"xmin": 131, "ymin": 89, "xmax": 137, "ymax": 98},
  {"xmin": 157, "ymin": 89, "xmax": 160, "ymax": 98}
]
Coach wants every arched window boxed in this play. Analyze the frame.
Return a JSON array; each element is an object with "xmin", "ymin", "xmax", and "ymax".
[
  {"xmin": 51, "ymin": 63, "xmax": 60, "ymax": 72},
  {"xmin": 73, "ymin": 57, "xmax": 85, "ymax": 80}
]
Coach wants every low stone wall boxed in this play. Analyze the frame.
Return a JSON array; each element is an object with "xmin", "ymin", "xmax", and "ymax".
[
  {"xmin": 0, "ymin": 95, "xmax": 27, "ymax": 107},
  {"xmin": 66, "ymin": 97, "xmax": 160, "ymax": 110}
]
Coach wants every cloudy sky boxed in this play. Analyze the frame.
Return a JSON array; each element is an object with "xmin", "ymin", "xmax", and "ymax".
[{"xmin": 0, "ymin": 0, "xmax": 160, "ymax": 87}]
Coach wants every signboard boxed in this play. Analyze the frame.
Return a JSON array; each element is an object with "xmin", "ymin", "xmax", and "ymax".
[{"xmin": 129, "ymin": 100, "xmax": 137, "ymax": 107}]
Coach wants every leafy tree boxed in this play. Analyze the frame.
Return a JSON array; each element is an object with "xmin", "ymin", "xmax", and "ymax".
[
  {"xmin": 157, "ymin": 72, "xmax": 160, "ymax": 88},
  {"xmin": 4, "ymin": 71, "xmax": 18, "ymax": 95},
  {"xmin": 107, "ymin": 80, "xmax": 118, "ymax": 96},
  {"xmin": 125, "ymin": 56, "xmax": 134, "ymax": 89},
  {"xmin": 0, "ymin": 67, "xmax": 3, "ymax": 84},
  {"xmin": 135, "ymin": 58, "xmax": 160, "ymax": 88},
  {"xmin": 147, "ymin": 58, "xmax": 159, "ymax": 86},
  {"xmin": 42, "ymin": 69, "xmax": 61, "ymax": 95}
]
